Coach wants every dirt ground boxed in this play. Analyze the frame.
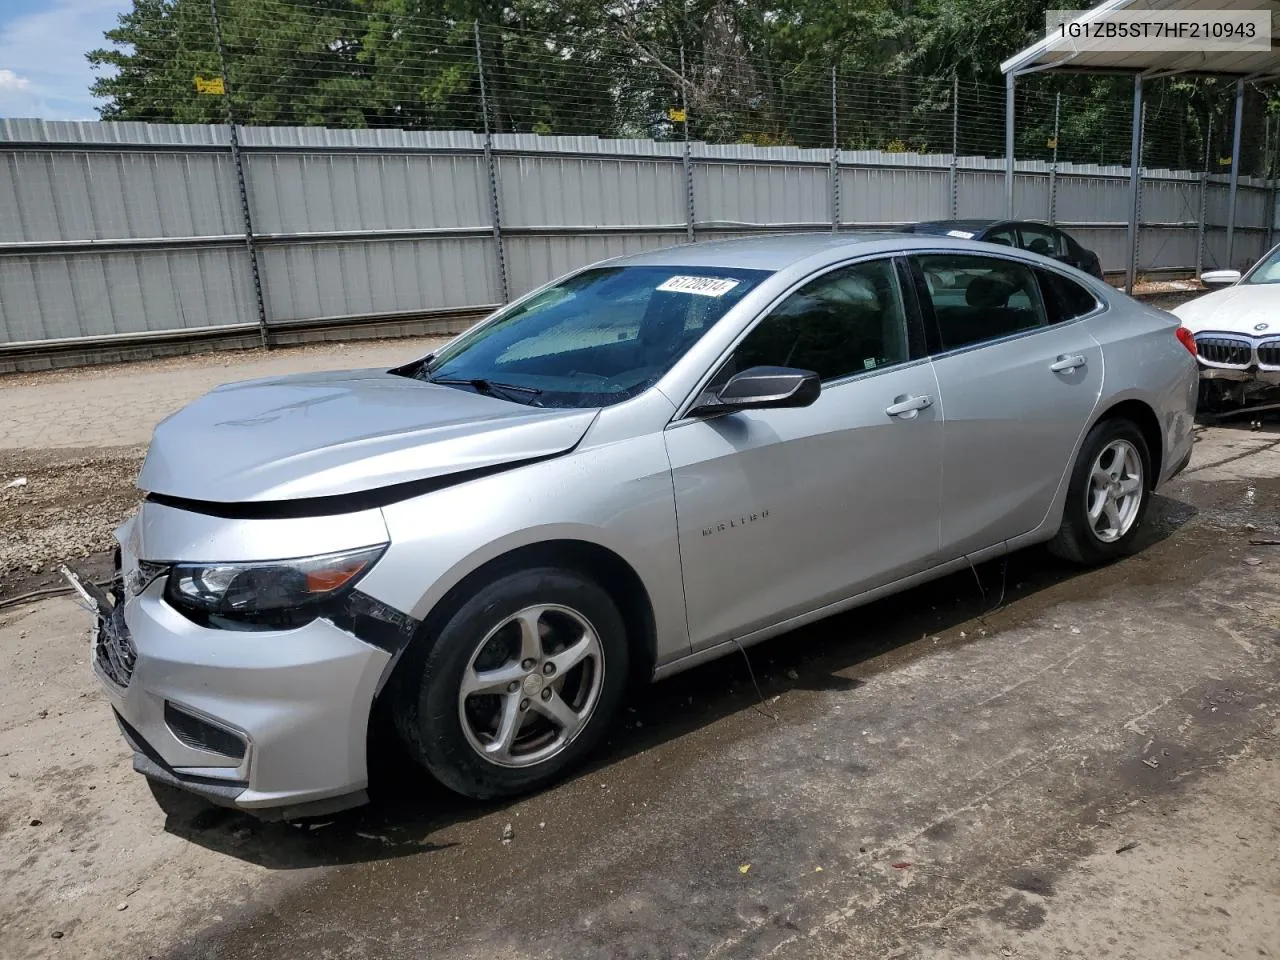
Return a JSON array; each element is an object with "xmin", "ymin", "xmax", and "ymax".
[{"xmin": 2, "ymin": 342, "xmax": 1279, "ymax": 960}]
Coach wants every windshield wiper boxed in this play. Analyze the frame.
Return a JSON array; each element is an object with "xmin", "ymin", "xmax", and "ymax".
[{"xmin": 428, "ymin": 376, "xmax": 543, "ymax": 406}]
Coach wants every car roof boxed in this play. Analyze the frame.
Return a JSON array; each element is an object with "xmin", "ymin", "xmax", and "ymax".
[
  {"xmin": 601, "ymin": 229, "xmax": 1098, "ymax": 280},
  {"xmin": 910, "ymin": 219, "xmax": 1001, "ymax": 234},
  {"xmin": 609, "ymin": 231, "xmax": 931, "ymax": 272},
  {"xmin": 911, "ymin": 217, "xmax": 998, "ymax": 231}
]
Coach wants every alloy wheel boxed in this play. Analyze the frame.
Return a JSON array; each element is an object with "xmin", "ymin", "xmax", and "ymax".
[
  {"xmin": 457, "ymin": 604, "xmax": 605, "ymax": 768},
  {"xmin": 1086, "ymin": 438, "xmax": 1143, "ymax": 543}
]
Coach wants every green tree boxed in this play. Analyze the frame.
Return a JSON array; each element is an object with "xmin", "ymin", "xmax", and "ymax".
[
  {"xmin": 85, "ymin": 0, "xmax": 1274, "ymax": 175},
  {"xmin": 89, "ymin": 0, "xmax": 380, "ymax": 125}
]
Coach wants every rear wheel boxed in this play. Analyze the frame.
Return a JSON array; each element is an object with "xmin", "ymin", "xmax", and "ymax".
[
  {"xmin": 393, "ymin": 567, "xmax": 628, "ymax": 799},
  {"xmin": 1048, "ymin": 418, "xmax": 1151, "ymax": 565}
]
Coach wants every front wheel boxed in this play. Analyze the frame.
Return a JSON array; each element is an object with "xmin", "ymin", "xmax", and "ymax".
[
  {"xmin": 393, "ymin": 567, "xmax": 629, "ymax": 800},
  {"xmin": 1048, "ymin": 418, "xmax": 1152, "ymax": 565}
]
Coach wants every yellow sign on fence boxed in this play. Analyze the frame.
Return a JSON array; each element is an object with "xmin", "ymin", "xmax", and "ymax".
[
  {"xmin": 667, "ymin": 107, "xmax": 686, "ymax": 123},
  {"xmin": 194, "ymin": 76, "xmax": 225, "ymax": 95},
  {"xmin": 1046, "ymin": 137, "xmax": 1058, "ymax": 149}
]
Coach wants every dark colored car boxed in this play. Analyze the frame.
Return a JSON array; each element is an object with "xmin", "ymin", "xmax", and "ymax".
[{"xmin": 900, "ymin": 220, "xmax": 1105, "ymax": 281}]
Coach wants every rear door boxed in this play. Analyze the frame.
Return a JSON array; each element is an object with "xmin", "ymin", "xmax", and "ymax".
[
  {"xmin": 665, "ymin": 256, "xmax": 943, "ymax": 649},
  {"xmin": 909, "ymin": 252, "xmax": 1104, "ymax": 558}
]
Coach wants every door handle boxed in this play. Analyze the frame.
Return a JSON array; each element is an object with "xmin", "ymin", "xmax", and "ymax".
[
  {"xmin": 1049, "ymin": 354, "xmax": 1087, "ymax": 373},
  {"xmin": 885, "ymin": 394, "xmax": 934, "ymax": 418}
]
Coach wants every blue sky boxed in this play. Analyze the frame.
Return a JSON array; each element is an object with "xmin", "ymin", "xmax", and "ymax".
[{"xmin": 0, "ymin": 0, "xmax": 127, "ymax": 120}]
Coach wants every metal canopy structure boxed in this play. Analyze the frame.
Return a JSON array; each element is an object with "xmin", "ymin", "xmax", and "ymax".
[{"xmin": 1000, "ymin": 0, "xmax": 1280, "ymax": 291}]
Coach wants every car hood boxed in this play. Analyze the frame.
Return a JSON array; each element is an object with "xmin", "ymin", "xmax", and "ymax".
[
  {"xmin": 137, "ymin": 368, "xmax": 598, "ymax": 503},
  {"xmin": 1171, "ymin": 284, "xmax": 1280, "ymax": 335}
]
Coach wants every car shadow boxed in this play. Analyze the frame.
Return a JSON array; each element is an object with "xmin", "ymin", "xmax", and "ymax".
[{"xmin": 151, "ymin": 493, "xmax": 1197, "ymax": 869}]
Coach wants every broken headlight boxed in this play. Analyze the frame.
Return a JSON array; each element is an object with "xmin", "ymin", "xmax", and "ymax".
[{"xmin": 163, "ymin": 545, "xmax": 387, "ymax": 630}]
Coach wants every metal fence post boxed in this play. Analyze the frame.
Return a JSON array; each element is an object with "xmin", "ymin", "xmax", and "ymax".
[
  {"xmin": 1048, "ymin": 92, "xmax": 1060, "ymax": 225},
  {"xmin": 680, "ymin": 46, "xmax": 695, "ymax": 243},
  {"xmin": 949, "ymin": 74, "xmax": 959, "ymax": 219},
  {"xmin": 1197, "ymin": 115, "xmax": 1211, "ymax": 276},
  {"xmin": 1125, "ymin": 74, "xmax": 1144, "ymax": 294},
  {"xmin": 830, "ymin": 65, "xmax": 840, "ymax": 233},
  {"xmin": 474, "ymin": 21, "xmax": 509, "ymax": 304},
  {"xmin": 1004, "ymin": 72, "xmax": 1016, "ymax": 218},
  {"xmin": 1264, "ymin": 116, "xmax": 1274, "ymax": 253},
  {"xmin": 1269, "ymin": 182, "xmax": 1277, "ymax": 252},
  {"xmin": 210, "ymin": 0, "xmax": 268, "ymax": 348},
  {"xmin": 1225, "ymin": 78, "xmax": 1245, "ymax": 270}
]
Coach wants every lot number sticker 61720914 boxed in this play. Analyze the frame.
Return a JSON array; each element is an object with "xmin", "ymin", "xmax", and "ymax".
[{"xmin": 656, "ymin": 275, "xmax": 741, "ymax": 297}]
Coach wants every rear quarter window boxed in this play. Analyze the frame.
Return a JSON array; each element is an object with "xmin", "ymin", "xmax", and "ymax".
[{"xmin": 1038, "ymin": 270, "xmax": 1101, "ymax": 324}]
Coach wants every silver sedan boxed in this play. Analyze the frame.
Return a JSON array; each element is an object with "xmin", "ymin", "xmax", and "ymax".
[{"xmin": 77, "ymin": 233, "xmax": 1198, "ymax": 818}]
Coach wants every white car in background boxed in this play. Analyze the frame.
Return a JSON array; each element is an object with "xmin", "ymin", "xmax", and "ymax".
[{"xmin": 1172, "ymin": 244, "xmax": 1280, "ymax": 411}]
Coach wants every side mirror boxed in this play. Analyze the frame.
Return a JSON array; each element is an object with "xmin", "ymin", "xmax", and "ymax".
[
  {"xmin": 1200, "ymin": 269, "xmax": 1241, "ymax": 287},
  {"xmin": 692, "ymin": 365, "xmax": 821, "ymax": 416}
]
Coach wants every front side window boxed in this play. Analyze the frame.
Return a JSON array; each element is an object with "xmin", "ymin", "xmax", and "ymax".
[
  {"xmin": 984, "ymin": 227, "xmax": 1017, "ymax": 247},
  {"xmin": 1243, "ymin": 245, "xmax": 1280, "ymax": 284},
  {"xmin": 915, "ymin": 254, "xmax": 1047, "ymax": 351},
  {"xmin": 421, "ymin": 265, "xmax": 770, "ymax": 408},
  {"xmin": 726, "ymin": 258, "xmax": 910, "ymax": 383}
]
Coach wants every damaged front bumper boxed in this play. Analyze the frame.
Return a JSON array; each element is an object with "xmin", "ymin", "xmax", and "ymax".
[
  {"xmin": 1197, "ymin": 367, "xmax": 1280, "ymax": 412},
  {"xmin": 71, "ymin": 507, "xmax": 410, "ymax": 821},
  {"xmin": 1198, "ymin": 367, "xmax": 1280, "ymax": 385},
  {"xmin": 1193, "ymin": 333, "xmax": 1280, "ymax": 407}
]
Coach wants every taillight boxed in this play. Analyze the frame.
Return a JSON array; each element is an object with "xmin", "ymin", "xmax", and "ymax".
[{"xmin": 1175, "ymin": 327, "xmax": 1197, "ymax": 357}]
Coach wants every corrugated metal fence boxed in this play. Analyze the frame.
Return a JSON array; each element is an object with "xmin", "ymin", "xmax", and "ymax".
[{"xmin": 1, "ymin": 119, "xmax": 1276, "ymax": 348}]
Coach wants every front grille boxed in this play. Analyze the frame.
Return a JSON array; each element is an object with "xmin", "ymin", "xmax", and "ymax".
[
  {"xmin": 1258, "ymin": 340, "xmax": 1280, "ymax": 368},
  {"xmin": 164, "ymin": 702, "xmax": 248, "ymax": 760},
  {"xmin": 1195, "ymin": 335, "xmax": 1252, "ymax": 367}
]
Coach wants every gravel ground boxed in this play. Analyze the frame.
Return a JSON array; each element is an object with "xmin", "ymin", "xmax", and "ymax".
[{"xmin": 0, "ymin": 447, "xmax": 145, "ymax": 600}]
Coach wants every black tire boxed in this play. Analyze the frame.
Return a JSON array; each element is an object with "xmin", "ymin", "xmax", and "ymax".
[
  {"xmin": 393, "ymin": 567, "xmax": 628, "ymax": 800},
  {"xmin": 1048, "ymin": 418, "xmax": 1152, "ymax": 566}
]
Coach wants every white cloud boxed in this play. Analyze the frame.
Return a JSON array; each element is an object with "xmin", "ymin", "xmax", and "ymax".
[
  {"xmin": 0, "ymin": 0, "xmax": 124, "ymax": 120},
  {"xmin": 0, "ymin": 68, "xmax": 31, "ymax": 92}
]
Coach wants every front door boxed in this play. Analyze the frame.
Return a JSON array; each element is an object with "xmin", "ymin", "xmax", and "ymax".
[{"xmin": 664, "ymin": 256, "xmax": 944, "ymax": 649}]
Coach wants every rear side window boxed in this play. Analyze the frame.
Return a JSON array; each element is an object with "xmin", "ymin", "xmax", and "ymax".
[
  {"xmin": 1039, "ymin": 270, "xmax": 1101, "ymax": 323},
  {"xmin": 1018, "ymin": 224, "xmax": 1065, "ymax": 258},
  {"xmin": 913, "ymin": 255, "xmax": 1047, "ymax": 352}
]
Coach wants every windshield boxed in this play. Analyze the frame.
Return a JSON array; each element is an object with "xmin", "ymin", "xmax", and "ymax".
[
  {"xmin": 1243, "ymin": 245, "xmax": 1280, "ymax": 284},
  {"xmin": 420, "ymin": 265, "xmax": 771, "ymax": 408}
]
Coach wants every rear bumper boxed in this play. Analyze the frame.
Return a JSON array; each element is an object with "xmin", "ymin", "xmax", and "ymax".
[
  {"xmin": 98, "ymin": 582, "xmax": 392, "ymax": 818},
  {"xmin": 1163, "ymin": 445, "xmax": 1193, "ymax": 486},
  {"xmin": 1157, "ymin": 366, "xmax": 1199, "ymax": 490}
]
